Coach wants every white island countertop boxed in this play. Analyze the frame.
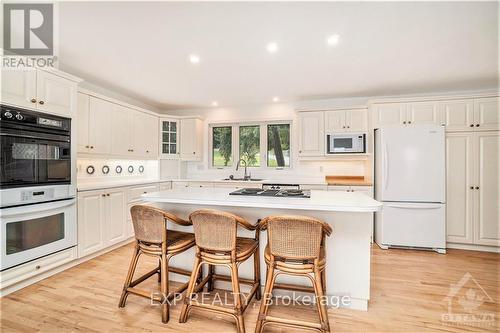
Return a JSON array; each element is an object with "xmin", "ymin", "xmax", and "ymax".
[{"xmin": 142, "ymin": 187, "xmax": 382, "ymax": 213}]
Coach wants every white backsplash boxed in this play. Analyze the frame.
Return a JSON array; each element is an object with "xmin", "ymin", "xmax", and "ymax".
[{"xmin": 77, "ymin": 158, "xmax": 159, "ymax": 184}]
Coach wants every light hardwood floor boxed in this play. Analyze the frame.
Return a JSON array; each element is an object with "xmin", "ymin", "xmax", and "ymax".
[{"xmin": 1, "ymin": 244, "xmax": 498, "ymax": 332}]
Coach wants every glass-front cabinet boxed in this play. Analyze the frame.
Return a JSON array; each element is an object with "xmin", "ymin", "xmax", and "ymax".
[{"xmin": 160, "ymin": 118, "xmax": 179, "ymax": 159}]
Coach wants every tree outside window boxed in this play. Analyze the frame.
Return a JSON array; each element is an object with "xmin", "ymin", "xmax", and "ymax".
[
  {"xmin": 239, "ymin": 125, "xmax": 260, "ymax": 167},
  {"xmin": 212, "ymin": 126, "xmax": 232, "ymax": 167},
  {"xmin": 267, "ymin": 124, "xmax": 290, "ymax": 167}
]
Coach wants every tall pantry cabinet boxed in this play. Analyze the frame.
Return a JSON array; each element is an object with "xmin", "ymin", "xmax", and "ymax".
[{"xmin": 445, "ymin": 97, "xmax": 499, "ymax": 248}]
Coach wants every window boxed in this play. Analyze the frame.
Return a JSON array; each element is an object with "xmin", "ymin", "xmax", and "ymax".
[
  {"xmin": 267, "ymin": 124, "xmax": 290, "ymax": 167},
  {"xmin": 209, "ymin": 121, "xmax": 291, "ymax": 169},
  {"xmin": 239, "ymin": 125, "xmax": 260, "ymax": 167},
  {"xmin": 212, "ymin": 126, "xmax": 232, "ymax": 167}
]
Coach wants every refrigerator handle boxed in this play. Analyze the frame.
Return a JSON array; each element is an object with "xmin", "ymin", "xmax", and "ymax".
[{"xmin": 383, "ymin": 143, "xmax": 389, "ymax": 190}]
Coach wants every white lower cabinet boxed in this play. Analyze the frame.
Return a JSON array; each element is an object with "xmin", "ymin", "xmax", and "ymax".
[
  {"xmin": 77, "ymin": 188, "xmax": 127, "ymax": 257},
  {"xmin": 446, "ymin": 131, "xmax": 500, "ymax": 247},
  {"xmin": 328, "ymin": 185, "xmax": 373, "ymax": 197}
]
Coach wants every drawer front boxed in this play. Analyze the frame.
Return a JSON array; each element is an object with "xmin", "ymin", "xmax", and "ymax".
[
  {"xmin": 128, "ymin": 184, "xmax": 159, "ymax": 202},
  {"xmin": 1, "ymin": 247, "xmax": 77, "ymax": 289},
  {"xmin": 159, "ymin": 182, "xmax": 172, "ymax": 191},
  {"xmin": 327, "ymin": 185, "xmax": 351, "ymax": 192},
  {"xmin": 172, "ymin": 181, "xmax": 189, "ymax": 189},
  {"xmin": 188, "ymin": 182, "xmax": 214, "ymax": 188}
]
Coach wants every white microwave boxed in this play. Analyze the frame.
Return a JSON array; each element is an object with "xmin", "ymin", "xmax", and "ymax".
[{"xmin": 327, "ymin": 133, "xmax": 366, "ymax": 154}]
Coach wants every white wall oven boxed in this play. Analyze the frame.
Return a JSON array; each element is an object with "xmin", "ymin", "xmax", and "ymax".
[
  {"xmin": 0, "ymin": 198, "xmax": 77, "ymax": 270},
  {"xmin": 326, "ymin": 133, "xmax": 366, "ymax": 154}
]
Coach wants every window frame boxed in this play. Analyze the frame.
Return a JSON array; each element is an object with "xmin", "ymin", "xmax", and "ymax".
[{"xmin": 208, "ymin": 120, "xmax": 292, "ymax": 170}]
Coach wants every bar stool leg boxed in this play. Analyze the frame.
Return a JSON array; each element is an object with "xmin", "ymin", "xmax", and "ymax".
[
  {"xmin": 207, "ymin": 264, "xmax": 215, "ymax": 291},
  {"xmin": 179, "ymin": 254, "xmax": 202, "ymax": 323},
  {"xmin": 119, "ymin": 244, "xmax": 140, "ymax": 308},
  {"xmin": 230, "ymin": 262, "xmax": 245, "ymax": 333},
  {"xmin": 253, "ymin": 245, "xmax": 261, "ymax": 300},
  {"xmin": 157, "ymin": 258, "xmax": 161, "ymax": 283},
  {"xmin": 255, "ymin": 262, "xmax": 276, "ymax": 333},
  {"xmin": 313, "ymin": 268, "xmax": 330, "ymax": 333},
  {"xmin": 160, "ymin": 253, "xmax": 170, "ymax": 323}
]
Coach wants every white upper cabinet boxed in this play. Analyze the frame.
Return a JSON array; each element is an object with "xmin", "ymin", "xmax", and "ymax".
[
  {"xmin": 111, "ymin": 104, "xmax": 132, "ymax": 156},
  {"xmin": 180, "ymin": 118, "xmax": 203, "ymax": 161},
  {"xmin": 371, "ymin": 103, "xmax": 407, "ymax": 128},
  {"xmin": 159, "ymin": 118, "xmax": 179, "ymax": 159},
  {"xmin": 88, "ymin": 97, "xmax": 112, "ymax": 155},
  {"xmin": 474, "ymin": 131, "xmax": 500, "ymax": 246},
  {"xmin": 298, "ymin": 111, "xmax": 324, "ymax": 157},
  {"xmin": 440, "ymin": 99, "xmax": 474, "ymax": 131},
  {"xmin": 1, "ymin": 69, "xmax": 77, "ymax": 117},
  {"xmin": 77, "ymin": 93, "xmax": 90, "ymax": 153},
  {"xmin": 346, "ymin": 109, "xmax": 368, "ymax": 132},
  {"xmin": 474, "ymin": 97, "xmax": 499, "ymax": 131},
  {"xmin": 407, "ymin": 101, "xmax": 441, "ymax": 126},
  {"xmin": 372, "ymin": 102, "xmax": 441, "ymax": 128},
  {"xmin": 78, "ymin": 92, "xmax": 159, "ymax": 159},
  {"xmin": 36, "ymin": 70, "xmax": 76, "ymax": 117},
  {"xmin": 325, "ymin": 110, "xmax": 345, "ymax": 132},
  {"xmin": 1, "ymin": 69, "xmax": 37, "ymax": 108},
  {"xmin": 325, "ymin": 109, "xmax": 367, "ymax": 133}
]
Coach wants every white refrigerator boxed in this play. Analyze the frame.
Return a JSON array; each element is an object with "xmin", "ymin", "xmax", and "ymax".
[{"xmin": 374, "ymin": 125, "xmax": 446, "ymax": 253}]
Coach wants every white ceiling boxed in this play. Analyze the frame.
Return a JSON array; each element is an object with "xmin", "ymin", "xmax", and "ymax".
[{"xmin": 58, "ymin": 2, "xmax": 498, "ymax": 110}]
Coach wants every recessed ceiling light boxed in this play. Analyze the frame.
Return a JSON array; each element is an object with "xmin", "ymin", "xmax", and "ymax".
[
  {"xmin": 272, "ymin": 97, "xmax": 279, "ymax": 102},
  {"xmin": 326, "ymin": 34, "xmax": 340, "ymax": 46},
  {"xmin": 211, "ymin": 101, "xmax": 218, "ymax": 107},
  {"xmin": 266, "ymin": 42, "xmax": 278, "ymax": 53},
  {"xmin": 189, "ymin": 54, "xmax": 200, "ymax": 64}
]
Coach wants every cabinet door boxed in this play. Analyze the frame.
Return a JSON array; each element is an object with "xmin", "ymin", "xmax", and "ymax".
[
  {"xmin": 371, "ymin": 103, "xmax": 406, "ymax": 128},
  {"xmin": 407, "ymin": 101, "xmax": 440, "ymax": 126},
  {"xmin": 111, "ymin": 105, "xmax": 133, "ymax": 156},
  {"xmin": 88, "ymin": 97, "xmax": 112, "ymax": 154},
  {"xmin": 76, "ymin": 93, "xmax": 90, "ymax": 153},
  {"xmin": 445, "ymin": 133, "xmax": 474, "ymax": 244},
  {"xmin": 346, "ymin": 109, "xmax": 368, "ymax": 132},
  {"xmin": 1, "ymin": 69, "xmax": 37, "ymax": 108},
  {"xmin": 138, "ymin": 113, "xmax": 158, "ymax": 158},
  {"xmin": 474, "ymin": 97, "xmax": 500, "ymax": 131},
  {"xmin": 36, "ymin": 70, "xmax": 76, "ymax": 117},
  {"xmin": 298, "ymin": 111, "xmax": 324, "ymax": 156},
  {"xmin": 77, "ymin": 191, "xmax": 105, "ymax": 257},
  {"xmin": 180, "ymin": 118, "xmax": 203, "ymax": 161},
  {"xmin": 105, "ymin": 190, "xmax": 126, "ymax": 245},
  {"xmin": 160, "ymin": 119, "xmax": 179, "ymax": 158},
  {"xmin": 325, "ymin": 110, "xmax": 345, "ymax": 132},
  {"xmin": 474, "ymin": 132, "xmax": 500, "ymax": 246},
  {"xmin": 440, "ymin": 99, "xmax": 474, "ymax": 132}
]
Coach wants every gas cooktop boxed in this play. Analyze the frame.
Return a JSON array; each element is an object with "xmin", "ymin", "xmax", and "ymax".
[{"xmin": 229, "ymin": 184, "xmax": 310, "ymax": 198}]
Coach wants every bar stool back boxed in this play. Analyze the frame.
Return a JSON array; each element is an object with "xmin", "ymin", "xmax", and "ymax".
[
  {"xmin": 118, "ymin": 205, "xmax": 196, "ymax": 323},
  {"xmin": 256, "ymin": 215, "xmax": 332, "ymax": 333},
  {"xmin": 179, "ymin": 209, "xmax": 261, "ymax": 333}
]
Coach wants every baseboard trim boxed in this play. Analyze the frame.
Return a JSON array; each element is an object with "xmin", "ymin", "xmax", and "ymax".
[{"xmin": 446, "ymin": 242, "xmax": 500, "ymax": 253}]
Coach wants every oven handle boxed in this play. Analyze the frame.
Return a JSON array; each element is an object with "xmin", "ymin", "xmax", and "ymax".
[
  {"xmin": 0, "ymin": 198, "xmax": 76, "ymax": 217},
  {"xmin": 0, "ymin": 132, "xmax": 70, "ymax": 143}
]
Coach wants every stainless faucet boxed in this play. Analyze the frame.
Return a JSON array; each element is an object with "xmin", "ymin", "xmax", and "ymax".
[{"xmin": 236, "ymin": 158, "xmax": 250, "ymax": 180}]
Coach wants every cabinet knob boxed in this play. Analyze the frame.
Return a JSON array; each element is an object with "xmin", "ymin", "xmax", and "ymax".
[
  {"xmin": 408, "ymin": 121, "xmax": 411, "ymax": 124},
  {"xmin": 193, "ymin": 152, "xmax": 196, "ymax": 154},
  {"xmin": 90, "ymin": 146, "xmax": 94, "ymax": 149},
  {"xmin": 146, "ymin": 150, "xmax": 149, "ymax": 153},
  {"xmin": 299, "ymin": 150, "xmax": 302, "ymax": 153},
  {"xmin": 39, "ymin": 100, "xmax": 44, "ymax": 105},
  {"xmin": 476, "ymin": 124, "xmax": 480, "ymax": 127},
  {"xmin": 347, "ymin": 126, "xmax": 350, "ymax": 128},
  {"xmin": 35, "ymin": 265, "xmax": 41, "ymax": 270},
  {"xmin": 85, "ymin": 145, "xmax": 89, "ymax": 148},
  {"xmin": 470, "ymin": 186, "xmax": 474, "ymax": 190},
  {"xmin": 475, "ymin": 186, "xmax": 479, "ymax": 190},
  {"xmin": 342, "ymin": 126, "xmax": 345, "ymax": 129},
  {"xmin": 403, "ymin": 121, "xmax": 407, "ymax": 124},
  {"xmin": 102, "ymin": 194, "xmax": 106, "ymax": 197},
  {"xmin": 470, "ymin": 124, "xmax": 474, "ymax": 127},
  {"xmin": 30, "ymin": 98, "xmax": 36, "ymax": 103}
]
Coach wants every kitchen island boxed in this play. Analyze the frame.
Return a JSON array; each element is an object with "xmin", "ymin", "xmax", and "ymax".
[{"xmin": 142, "ymin": 187, "xmax": 382, "ymax": 311}]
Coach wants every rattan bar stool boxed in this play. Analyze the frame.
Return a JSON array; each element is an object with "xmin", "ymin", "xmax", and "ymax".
[
  {"xmin": 118, "ymin": 205, "xmax": 197, "ymax": 323},
  {"xmin": 255, "ymin": 215, "xmax": 333, "ymax": 333},
  {"xmin": 179, "ymin": 209, "xmax": 261, "ymax": 333}
]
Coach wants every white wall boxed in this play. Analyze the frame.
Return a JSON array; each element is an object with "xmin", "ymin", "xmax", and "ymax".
[{"xmin": 164, "ymin": 99, "xmax": 369, "ymax": 182}]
